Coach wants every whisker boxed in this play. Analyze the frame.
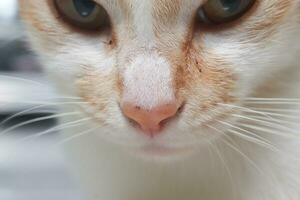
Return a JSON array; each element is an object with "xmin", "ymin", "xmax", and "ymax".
[
  {"xmin": 0, "ymin": 75, "xmax": 46, "ymax": 87},
  {"xmin": 238, "ymin": 123, "xmax": 300, "ymax": 139},
  {"xmin": 55, "ymin": 126, "xmax": 99, "ymax": 145},
  {"xmin": 0, "ymin": 111, "xmax": 81, "ymax": 136},
  {"xmin": 212, "ymin": 103, "xmax": 298, "ymax": 143},
  {"xmin": 249, "ymin": 107, "xmax": 300, "ymax": 114},
  {"xmin": 244, "ymin": 101, "xmax": 300, "ymax": 105},
  {"xmin": 216, "ymin": 120, "xmax": 278, "ymax": 151},
  {"xmin": 242, "ymin": 97, "xmax": 300, "ymax": 101},
  {"xmin": 226, "ymin": 104, "xmax": 300, "ymax": 124},
  {"xmin": 18, "ymin": 117, "xmax": 92, "ymax": 142},
  {"xmin": 0, "ymin": 104, "xmax": 57, "ymax": 126},
  {"xmin": 218, "ymin": 103, "xmax": 274, "ymax": 120},
  {"xmin": 0, "ymin": 99, "xmax": 88, "ymax": 127},
  {"xmin": 219, "ymin": 104, "xmax": 300, "ymax": 134},
  {"xmin": 238, "ymin": 113, "xmax": 299, "ymax": 134},
  {"xmin": 232, "ymin": 114, "xmax": 298, "ymax": 134},
  {"xmin": 0, "ymin": 99, "xmax": 88, "ymax": 106},
  {"xmin": 206, "ymin": 124, "xmax": 264, "ymax": 175},
  {"xmin": 216, "ymin": 103, "xmax": 289, "ymax": 140},
  {"xmin": 203, "ymin": 139, "xmax": 215, "ymax": 167},
  {"xmin": 207, "ymin": 139, "xmax": 238, "ymax": 199},
  {"xmin": 0, "ymin": 93, "xmax": 83, "ymax": 100},
  {"xmin": 42, "ymin": 96, "xmax": 83, "ymax": 100},
  {"xmin": 227, "ymin": 129, "xmax": 279, "ymax": 152},
  {"xmin": 245, "ymin": 115, "xmax": 300, "ymax": 127}
]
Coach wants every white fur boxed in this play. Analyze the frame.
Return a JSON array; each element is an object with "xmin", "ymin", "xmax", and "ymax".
[{"xmin": 122, "ymin": 53, "xmax": 174, "ymax": 109}]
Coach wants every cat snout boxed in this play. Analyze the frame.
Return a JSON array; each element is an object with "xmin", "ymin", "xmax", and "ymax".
[{"xmin": 121, "ymin": 101, "xmax": 182, "ymax": 137}]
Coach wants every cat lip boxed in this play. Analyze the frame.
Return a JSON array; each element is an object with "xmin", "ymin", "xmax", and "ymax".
[{"xmin": 139, "ymin": 143, "xmax": 193, "ymax": 157}]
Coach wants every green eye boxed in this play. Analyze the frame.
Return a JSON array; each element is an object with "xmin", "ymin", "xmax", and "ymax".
[
  {"xmin": 54, "ymin": 0, "xmax": 110, "ymax": 30},
  {"xmin": 197, "ymin": 0, "xmax": 255, "ymax": 24}
]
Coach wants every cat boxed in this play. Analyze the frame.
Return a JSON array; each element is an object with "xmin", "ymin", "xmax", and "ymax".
[{"xmin": 19, "ymin": 0, "xmax": 300, "ymax": 199}]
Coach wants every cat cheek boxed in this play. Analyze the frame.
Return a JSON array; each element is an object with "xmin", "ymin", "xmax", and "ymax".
[{"xmin": 165, "ymin": 44, "xmax": 239, "ymax": 126}]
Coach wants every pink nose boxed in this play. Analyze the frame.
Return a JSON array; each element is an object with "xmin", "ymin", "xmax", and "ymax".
[{"xmin": 121, "ymin": 102, "xmax": 180, "ymax": 137}]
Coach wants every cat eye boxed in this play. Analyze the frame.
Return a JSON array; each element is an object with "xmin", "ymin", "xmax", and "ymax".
[
  {"xmin": 54, "ymin": 0, "xmax": 110, "ymax": 30},
  {"xmin": 197, "ymin": 0, "xmax": 255, "ymax": 24}
]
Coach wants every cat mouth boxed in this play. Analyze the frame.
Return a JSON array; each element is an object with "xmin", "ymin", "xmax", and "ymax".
[{"xmin": 131, "ymin": 142, "xmax": 198, "ymax": 158}]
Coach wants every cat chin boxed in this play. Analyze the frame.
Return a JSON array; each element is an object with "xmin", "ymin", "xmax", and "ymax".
[{"xmin": 95, "ymin": 130, "xmax": 200, "ymax": 161}]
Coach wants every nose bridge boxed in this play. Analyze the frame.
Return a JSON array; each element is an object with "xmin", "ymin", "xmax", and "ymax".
[
  {"xmin": 120, "ymin": 50, "xmax": 175, "ymax": 110},
  {"xmin": 116, "ymin": 1, "xmax": 186, "ymax": 110}
]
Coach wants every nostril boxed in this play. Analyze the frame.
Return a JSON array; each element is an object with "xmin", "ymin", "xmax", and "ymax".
[
  {"xmin": 158, "ymin": 117, "xmax": 172, "ymax": 130},
  {"xmin": 177, "ymin": 103, "xmax": 185, "ymax": 113},
  {"xmin": 127, "ymin": 118, "xmax": 141, "ymax": 129},
  {"xmin": 135, "ymin": 106, "xmax": 141, "ymax": 110},
  {"xmin": 159, "ymin": 103, "xmax": 184, "ymax": 127}
]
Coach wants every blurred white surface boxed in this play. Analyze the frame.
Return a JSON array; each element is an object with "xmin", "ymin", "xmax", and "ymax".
[
  {"xmin": 0, "ymin": 72, "xmax": 81, "ymax": 200},
  {"xmin": 0, "ymin": 72, "xmax": 58, "ymax": 113},
  {"xmin": 0, "ymin": 1, "xmax": 83, "ymax": 199},
  {"xmin": 0, "ymin": 126, "xmax": 83, "ymax": 200},
  {"xmin": 0, "ymin": 0, "xmax": 17, "ymax": 20}
]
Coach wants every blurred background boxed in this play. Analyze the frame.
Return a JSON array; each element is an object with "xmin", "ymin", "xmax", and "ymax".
[{"xmin": 0, "ymin": 1, "xmax": 83, "ymax": 199}]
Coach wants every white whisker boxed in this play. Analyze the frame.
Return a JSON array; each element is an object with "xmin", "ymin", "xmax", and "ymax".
[
  {"xmin": 18, "ymin": 117, "xmax": 92, "ymax": 142},
  {"xmin": 227, "ymin": 129, "xmax": 279, "ymax": 152},
  {"xmin": 249, "ymin": 107, "xmax": 300, "ymax": 114},
  {"xmin": 0, "ymin": 75, "xmax": 46, "ymax": 87},
  {"xmin": 207, "ymin": 139, "xmax": 238, "ymax": 199},
  {"xmin": 232, "ymin": 114, "xmax": 297, "ymax": 134},
  {"xmin": 0, "ymin": 112, "xmax": 81, "ymax": 136},
  {"xmin": 242, "ymin": 97, "xmax": 300, "ymax": 101},
  {"xmin": 216, "ymin": 120, "xmax": 278, "ymax": 151},
  {"xmin": 0, "ymin": 104, "xmax": 57, "ymax": 126},
  {"xmin": 238, "ymin": 123, "xmax": 300, "ymax": 139},
  {"xmin": 245, "ymin": 115, "xmax": 300, "ymax": 127},
  {"xmin": 244, "ymin": 101, "xmax": 300, "ymax": 105},
  {"xmin": 218, "ymin": 103, "xmax": 274, "ymax": 120},
  {"xmin": 0, "ymin": 100, "xmax": 88, "ymax": 126},
  {"xmin": 228, "ymin": 104, "xmax": 300, "ymax": 124},
  {"xmin": 55, "ymin": 126, "xmax": 99, "ymax": 145},
  {"xmin": 206, "ymin": 124, "xmax": 264, "ymax": 175},
  {"xmin": 0, "ymin": 99, "xmax": 88, "ymax": 106}
]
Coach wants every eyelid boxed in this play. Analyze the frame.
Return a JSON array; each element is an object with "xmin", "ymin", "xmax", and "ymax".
[{"xmin": 197, "ymin": 8, "xmax": 211, "ymax": 24}]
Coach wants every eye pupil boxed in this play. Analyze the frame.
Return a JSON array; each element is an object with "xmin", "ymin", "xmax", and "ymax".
[
  {"xmin": 73, "ymin": 0, "xmax": 96, "ymax": 17},
  {"xmin": 220, "ymin": 0, "xmax": 240, "ymax": 12}
]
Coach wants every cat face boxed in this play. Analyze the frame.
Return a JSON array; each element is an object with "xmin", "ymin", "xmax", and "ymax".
[{"xmin": 20, "ymin": 0, "xmax": 300, "ymax": 156}]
